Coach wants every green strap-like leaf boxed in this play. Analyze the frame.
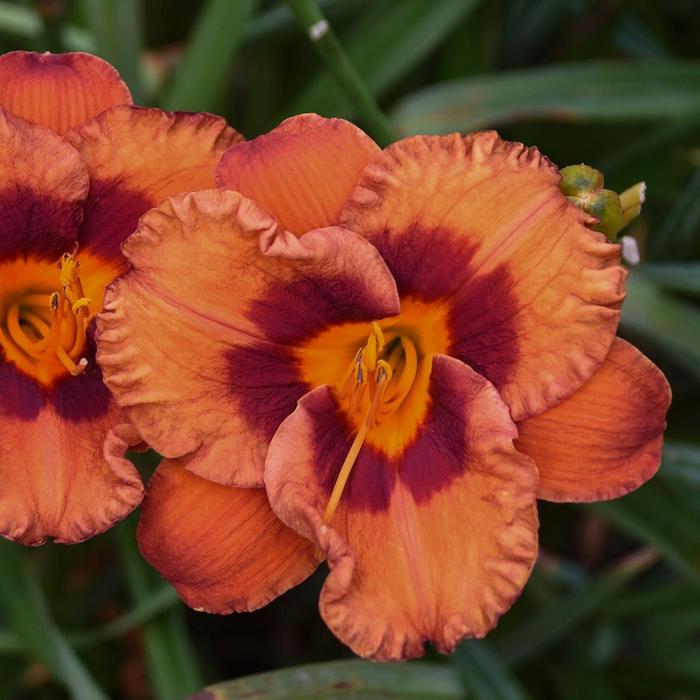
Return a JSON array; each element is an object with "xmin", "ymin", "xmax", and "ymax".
[
  {"xmin": 639, "ymin": 263, "xmax": 700, "ymax": 297},
  {"xmin": 0, "ymin": 539, "xmax": 108, "ymax": 700},
  {"xmin": 289, "ymin": 0, "xmax": 481, "ymax": 117},
  {"xmin": 286, "ymin": 0, "xmax": 396, "ymax": 145},
  {"xmin": 621, "ymin": 270, "xmax": 700, "ymax": 380},
  {"xmin": 454, "ymin": 641, "xmax": 528, "ymax": 700},
  {"xmin": 114, "ymin": 518, "xmax": 203, "ymax": 700},
  {"xmin": 245, "ymin": 0, "xmax": 367, "ymax": 44},
  {"xmin": 391, "ymin": 61, "xmax": 700, "ymax": 134},
  {"xmin": 195, "ymin": 659, "xmax": 465, "ymax": 699},
  {"xmin": 0, "ymin": 1, "xmax": 93, "ymax": 51},
  {"xmin": 500, "ymin": 0, "xmax": 596, "ymax": 66},
  {"xmin": 80, "ymin": 0, "xmax": 146, "ymax": 102},
  {"xmin": 660, "ymin": 442, "xmax": 700, "ymax": 487},
  {"xmin": 160, "ymin": 0, "xmax": 258, "ymax": 112},
  {"xmin": 70, "ymin": 584, "xmax": 180, "ymax": 648},
  {"xmin": 592, "ymin": 482, "xmax": 700, "ymax": 583},
  {"xmin": 492, "ymin": 549, "xmax": 657, "ymax": 666},
  {"xmin": 651, "ymin": 169, "xmax": 700, "ymax": 258}
]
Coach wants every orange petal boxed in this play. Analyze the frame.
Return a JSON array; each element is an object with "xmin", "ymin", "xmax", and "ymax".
[
  {"xmin": 265, "ymin": 355, "xmax": 538, "ymax": 661},
  {"xmin": 216, "ymin": 114, "xmax": 379, "ymax": 234},
  {"xmin": 0, "ymin": 51, "xmax": 132, "ymax": 135},
  {"xmin": 66, "ymin": 105, "xmax": 243, "ymax": 260},
  {"xmin": 0, "ymin": 107, "xmax": 88, "ymax": 261},
  {"xmin": 339, "ymin": 131, "xmax": 627, "ymax": 420},
  {"xmin": 137, "ymin": 459, "xmax": 320, "ymax": 612},
  {"xmin": 97, "ymin": 189, "xmax": 399, "ymax": 488},
  {"xmin": 0, "ymin": 382, "xmax": 143, "ymax": 544},
  {"xmin": 516, "ymin": 338, "xmax": 671, "ymax": 502}
]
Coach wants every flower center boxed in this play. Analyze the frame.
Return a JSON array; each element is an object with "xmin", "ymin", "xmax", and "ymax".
[
  {"xmin": 324, "ymin": 322, "xmax": 419, "ymax": 523},
  {"xmin": 1, "ymin": 252, "xmax": 94, "ymax": 382}
]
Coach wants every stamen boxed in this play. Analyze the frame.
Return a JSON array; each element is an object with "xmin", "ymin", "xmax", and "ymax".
[
  {"xmin": 23, "ymin": 311, "xmax": 51, "ymax": 335},
  {"xmin": 71, "ymin": 297, "xmax": 91, "ymax": 315},
  {"xmin": 60, "ymin": 298, "xmax": 79, "ymax": 352},
  {"xmin": 364, "ymin": 322, "xmax": 384, "ymax": 372},
  {"xmin": 41, "ymin": 292, "xmax": 64, "ymax": 359},
  {"xmin": 337, "ymin": 349, "xmax": 363, "ymax": 400},
  {"xmin": 5, "ymin": 304, "xmax": 46, "ymax": 358},
  {"xmin": 379, "ymin": 337, "xmax": 417, "ymax": 416},
  {"xmin": 324, "ymin": 324, "xmax": 420, "ymax": 521},
  {"xmin": 69, "ymin": 310, "xmax": 86, "ymax": 357},
  {"xmin": 2, "ymin": 253, "xmax": 92, "ymax": 377},
  {"xmin": 56, "ymin": 347, "xmax": 88, "ymax": 376},
  {"xmin": 59, "ymin": 252, "xmax": 81, "ymax": 291},
  {"xmin": 323, "ymin": 364, "xmax": 390, "ymax": 524}
]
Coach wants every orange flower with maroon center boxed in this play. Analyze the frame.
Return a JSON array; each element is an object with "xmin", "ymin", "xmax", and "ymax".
[
  {"xmin": 97, "ymin": 114, "xmax": 670, "ymax": 661},
  {"xmin": 0, "ymin": 50, "xmax": 245, "ymax": 545},
  {"xmin": 1, "ymin": 252, "xmax": 117, "ymax": 383}
]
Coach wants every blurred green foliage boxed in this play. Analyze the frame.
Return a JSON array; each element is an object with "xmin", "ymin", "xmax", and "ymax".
[{"xmin": 0, "ymin": 0, "xmax": 699, "ymax": 698}]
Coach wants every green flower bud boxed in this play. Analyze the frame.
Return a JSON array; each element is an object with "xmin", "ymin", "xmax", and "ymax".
[
  {"xmin": 585, "ymin": 189, "xmax": 624, "ymax": 239},
  {"xmin": 619, "ymin": 182, "xmax": 647, "ymax": 228},
  {"xmin": 560, "ymin": 162, "xmax": 645, "ymax": 242},
  {"xmin": 559, "ymin": 164, "xmax": 604, "ymax": 196}
]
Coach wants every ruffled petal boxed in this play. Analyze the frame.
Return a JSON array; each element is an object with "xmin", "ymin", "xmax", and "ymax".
[
  {"xmin": 265, "ymin": 355, "xmax": 538, "ymax": 661},
  {"xmin": 216, "ymin": 114, "xmax": 379, "ymax": 234},
  {"xmin": 137, "ymin": 459, "xmax": 320, "ymax": 613},
  {"xmin": 0, "ymin": 399, "xmax": 143, "ymax": 545},
  {"xmin": 0, "ymin": 107, "xmax": 88, "ymax": 261},
  {"xmin": 97, "ymin": 189, "xmax": 399, "ymax": 487},
  {"xmin": 0, "ymin": 51, "xmax": 131, "ymax": 135},
  {"xmin": 339, "ymin": 131, "xmax": 627, "ymax": 420},
  {"xmin": 66, "ymin": 106, "xmax": 242, "ymax": 260},
  {"xmin": 516, "ymin": 338, "xmax": 671, "ymax": 502}
]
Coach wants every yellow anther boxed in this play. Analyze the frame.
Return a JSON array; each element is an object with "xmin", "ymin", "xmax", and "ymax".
[
  {"xmin": 71, "ymin": 297, "xmax": 92, "ymax": 315},
  {"xmin": 59, "ymin": 252, "xmax": 81, "ymax": 289},
  {"xmin": 364, "ymin": 321, "xmax": 384, "ymax": 372},
  {"xmin": 356, "ymin": 350, "xmax": 366, "ymax": 383},
  {"xmin": 375, "ymin": 359, "xmax": 392, "ymax": 385}
]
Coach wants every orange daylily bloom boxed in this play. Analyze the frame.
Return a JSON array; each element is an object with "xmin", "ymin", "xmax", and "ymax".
[
  {"xmin": 97, "ymin": 114, "xmax": 670, "ymax": 660},
  {"xmin": 0, "ymin": 50, "xmax": 243, "ymax": 544}
]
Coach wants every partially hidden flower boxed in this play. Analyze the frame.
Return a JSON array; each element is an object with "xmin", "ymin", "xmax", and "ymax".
[
  {"xmin": 0, "ymin": 51, "xmax": 242, "ymax": 544},
  {"xmin": 97, "ymin": 114, "xmax": 671, "ymax": 660}
]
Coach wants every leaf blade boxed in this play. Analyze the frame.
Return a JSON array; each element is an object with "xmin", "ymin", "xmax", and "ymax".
[
  {"xmin": 0, "ymin": 540, "xmax": 108, "ymax": 700},
  {"xmin": 289, "ymin": 0, "xmax": 481, "ymax": 116},
  {"xmin": 161, "ymin": 0, "xmax": 258, "ymax": 112},
  {"xmin": 621, "ymin": 270, "xmax": 700, "ymax": 380},
  {"xmin": 198, "ymin": 659, "xmax": 464, "ymax": 699},
  {"xmin": 454, "ymin": 641, "xmax": 528, "ymax": 700},
  {"xmin": 392, "ymin": 61, "xmax": 700, "ymax": 134}
]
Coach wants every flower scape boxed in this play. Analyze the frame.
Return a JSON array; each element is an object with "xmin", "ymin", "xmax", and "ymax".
[{"xmin": 0, "ymin": 50, "xmax": 671, "ymax": 663}]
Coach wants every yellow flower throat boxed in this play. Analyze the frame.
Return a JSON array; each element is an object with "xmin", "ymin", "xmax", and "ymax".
[
  {"xmin": 324, "ymin": 322, "xmax": 419, "ymax": 523},
  {"xmin": 3, "ymin": 252, "xmax": 92, "ymax": 380}
]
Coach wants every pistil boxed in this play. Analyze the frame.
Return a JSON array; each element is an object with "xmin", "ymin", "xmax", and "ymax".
[
  {"xmin": 323, "ymin": 322, "xmax": 420, "ymax": 523},
  {"xmin": 323, "ymin": 362, "xmax": 390, "ymax": 523}
]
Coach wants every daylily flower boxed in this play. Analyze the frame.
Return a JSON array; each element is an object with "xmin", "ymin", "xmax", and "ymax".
[
  {"xmin": 0, "ymin": 50, "xmax": 243, "ymax": 544},
  {"xmin": 97, "ymin": 114, "xmax": 671, "ymax": 660}
]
